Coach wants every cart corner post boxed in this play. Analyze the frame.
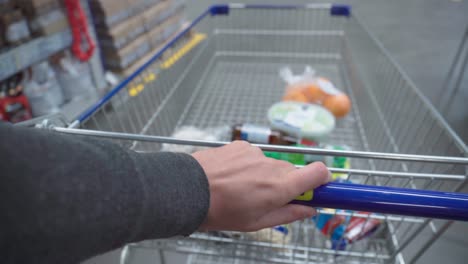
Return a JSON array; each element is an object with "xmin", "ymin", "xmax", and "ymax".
[
  {"xmin": 210, "ymin": 4, "xmax": 230, "ymax": 16},
  {"xmin": 331, "ymin": 4, "xmax": 351, "ymax": 17}
]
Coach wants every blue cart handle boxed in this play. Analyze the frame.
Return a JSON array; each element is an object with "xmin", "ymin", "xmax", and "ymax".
[{"xmin": 292, "ymin": 182, "xmax": 468, "ymax": 221}]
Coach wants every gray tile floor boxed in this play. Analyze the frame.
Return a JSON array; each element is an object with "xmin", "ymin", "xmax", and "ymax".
[{"xmin": 84, "ymin": 1, "xmax": 468, "ymax": 263}]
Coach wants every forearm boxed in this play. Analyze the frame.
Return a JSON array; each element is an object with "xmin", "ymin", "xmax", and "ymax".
[{"xmin": 0, "ymin": 123, "xmax": 209, "ymax": 263}]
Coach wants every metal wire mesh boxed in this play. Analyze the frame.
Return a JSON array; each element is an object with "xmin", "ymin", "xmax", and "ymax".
[{"xmin": 75, "ymin": 5, "xmax": 467, "ymax": 264}]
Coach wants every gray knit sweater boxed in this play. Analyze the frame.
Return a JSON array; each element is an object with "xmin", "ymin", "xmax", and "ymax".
[{"xmin": 0, "ymin": 122, "xmax": 210, "ymax": 263}]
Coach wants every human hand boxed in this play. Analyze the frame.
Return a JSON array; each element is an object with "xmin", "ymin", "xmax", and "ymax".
[{"xmin": 192, "ymin": 141, "xmax": 331, "ymax": 232}]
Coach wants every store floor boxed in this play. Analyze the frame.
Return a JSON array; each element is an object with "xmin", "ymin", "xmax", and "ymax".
[{"xmin": 83, "ymin": 1, "xmax": 468, "ymax": 264}]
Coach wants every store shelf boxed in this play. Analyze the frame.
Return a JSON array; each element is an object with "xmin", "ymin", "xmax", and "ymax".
[{"xmin": 0, "ymin": 30, "xmax": 72, "ymax": 81}]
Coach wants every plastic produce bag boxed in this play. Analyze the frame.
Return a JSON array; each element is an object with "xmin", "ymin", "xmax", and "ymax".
[
  {"xmin": 161, "ymin": 126, "xmax": 229, "ymax": 153},
  {"xmin": 279, "ymin": 66, "xmax": 351, "ymax": 118},
  {"xmin": 23, "ymin": 61, "xmax": 63, "ymax": 116},
  {"xmin": 53, "ymin": 54, "xmax": 95, "ymax": 101}
]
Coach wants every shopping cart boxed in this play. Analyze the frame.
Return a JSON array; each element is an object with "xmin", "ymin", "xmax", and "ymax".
[{"xmin": 34, "ymin": 3, "xmax": 468, "ymax": 264}]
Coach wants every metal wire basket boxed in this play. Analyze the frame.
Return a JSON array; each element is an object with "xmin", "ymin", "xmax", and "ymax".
[{"xmin": 47, "ymin": 4, "xmax": 467, "ymax": 264}]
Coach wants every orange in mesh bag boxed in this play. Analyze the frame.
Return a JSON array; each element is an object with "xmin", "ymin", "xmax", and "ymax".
[{"xmin": 279, "ymin": 66, "xmax": 351, "ymax": 118}]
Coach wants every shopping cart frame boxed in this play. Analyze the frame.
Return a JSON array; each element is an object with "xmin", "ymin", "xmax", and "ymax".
[{"xmin": 36, "ymin": 3, "xmax": 468, "ymax": 264}]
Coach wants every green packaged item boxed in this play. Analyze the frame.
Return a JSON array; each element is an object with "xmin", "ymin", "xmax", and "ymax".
[
  {"xmin": 324, "ymin": 145, "xmax": 351, "ymax": 180},
  {"xmin": 264, "ymin": 140, "xmax": 325, "ymax": 165},
  {"xmin": 264, "ymin": 150, "xmax": 306, "ymax": 165}
]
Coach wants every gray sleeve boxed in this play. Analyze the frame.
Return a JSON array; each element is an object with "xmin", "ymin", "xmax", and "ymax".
[{"xmin": 0, "ymin": 122, "xmax": 209, "ymax": 264}]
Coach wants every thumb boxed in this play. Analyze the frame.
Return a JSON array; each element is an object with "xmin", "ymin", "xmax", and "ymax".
[{"xmin": 281, "ymin": 162, "xmax": 331, "ymax": 203}]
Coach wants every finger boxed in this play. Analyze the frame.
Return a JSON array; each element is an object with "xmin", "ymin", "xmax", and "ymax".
[
  {"xmin": 250, "ymin": 204, "xmax": 316, "ymax": 231},
  {"xmin": 282, "ymin": 162, "xmax": 331, "ymax": 201},
  {"xmin": 249, "ymin": 145, "xmax": 264, "ymax": 156},
  {"xmin": 229, "ymin": 140, "xmax": 251, "ymax": 149},
  {"xmin": 266, "ymin": 158, "xmax": 296, "ymax": 173}
]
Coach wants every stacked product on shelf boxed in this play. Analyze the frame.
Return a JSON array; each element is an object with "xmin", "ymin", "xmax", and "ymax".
[
  {"xmin": 0, "ymin": 0, "xmax": 102, "ymax": 120},
  {"xmin": 0, "ymin": 1, "xmax": 31, "ymax": 48},
  {"xmin": 90, "ymin": 0, "xmax": 185, "ymax": 75},
  {"xmin": 0, "ymin": 0, "xmax": 69, "ymax": 52},
  {"xmin": 22, "ymin": 60, "xmax": 64, "ymax": 117},
  {"xmin": 0, "ymin": 72, "xmax": 32, "ymax": 123},
  {"xmin": 50, "ymin": 51, "xmax": 95, "ymax": 102},
  {"xmin": 15, "ymin": 0, "xmax": 68, "ymax": 38}
]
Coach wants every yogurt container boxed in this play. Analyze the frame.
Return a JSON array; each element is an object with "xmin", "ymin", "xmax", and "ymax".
[{"xmin": 267, "ymin": 101, "xmax": 335, "ymax": 141}]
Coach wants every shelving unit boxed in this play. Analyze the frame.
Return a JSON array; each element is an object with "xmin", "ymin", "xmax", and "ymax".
[{"xmin": 0, "ymin": 30, "xmax": 72, "ymax": 81}]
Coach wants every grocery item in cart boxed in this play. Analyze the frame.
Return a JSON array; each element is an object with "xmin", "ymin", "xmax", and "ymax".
[
  {"xmin": 322, "ymin": 93, "xmax": 352, "ymax": 118},
  {"xmin": 344, "ymin": 213, "xmax": 382, "ymax": 243},
  {"xmin": 313, "ymin": 208, "xmax": 382, "ymax": 251},
  {"xmin": 313, "ymin": 178, "xmax": 383, "ymax": 251},
  {"xmin": 231, "ymin": 123, "xmax": 298, "ymax": 145},
  {"xmin": 268, "ymin": 101, "xmax": 335, "ymax": 142},
  {"xmin": 280, "ymin": 66, "xmax": 326, "ymax": 103},
  {"xmin": 279, "ymin": 66, "xmax": 351, "ymax": 118},
  {"xmin": 209, "ymin": 225, "xmax": 291, "ymax": 246},
  {"xmin": 324, "ymin": 145, "xmax": 351, "ymax": 180},
  {"xmin": 246, "ymin": 225, "xmax": 291, "ymax": 245},
  {"xmin": 161, "ymin": 126, "xmax": 229, "ymax": 153},
  {"xmin": 314, "ymin": 208, "xmax": 349, "ymax": 250},
  {"xmin": 264, "ymin": 139, "xmax": 324, "ymax": 165},
  {"xmin": 282, "ymin": 90, "xmax": 309, "ymax": 103},
  {"xmin": 264, "ymin": 150, "xmax": 306, "ymax": 165}
]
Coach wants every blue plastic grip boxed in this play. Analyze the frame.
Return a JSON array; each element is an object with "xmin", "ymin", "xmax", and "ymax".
[
  {"xmin": 291, "ymin": 182, "xmax": 468, "ymax": 221},
  {"xmin": 210, "ymin": 4, "xmax": 229, "ymax": 15},
  {"xmin": 331, "ymin": 4, "xmax": 351, "ymax": 17}
]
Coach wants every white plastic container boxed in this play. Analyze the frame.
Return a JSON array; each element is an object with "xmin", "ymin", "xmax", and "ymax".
[
  {"xmin": 54, "ymin": 56, "xmax": 95, "ymax": 101},
  {"xmin": 268, "ymin": 101, "xmax": 335, "ymax": 142},
  {"xmin": 23, "ymin": 61, "xmax": 64, "ymax": 116}
]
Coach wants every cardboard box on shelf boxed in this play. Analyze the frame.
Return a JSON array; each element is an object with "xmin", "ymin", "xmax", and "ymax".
[
  {"xmin": 162, "ymin": 0, "xmax": 185, "ymax": 22},
  {"xmin": 97, "ymin": 14, "xmax": 145, "ymax": 51},
  {"xmin": 97, "ymin": 0, "xmax": 186, "ymax": 74},
  {"xmin": 115, "ymin": 20, "xmax": 187, "ymax": 77},
  {"xmin": 142, "ymin": 0, "xmax": 170, "ymax": 31},
  {"xmin": 95, "ymin": 0, "xmax": 172, "ymax": 52},
  {"xmin": 103, "ymin": 33, "xmax": 152, "ymax": 71},
  {"xmin": 146, "ymin": 11, "xmax": 183, "ymax": 48},
  {"xmin": 91, "ymin": 0, "xmax": 161, "ymax": 29},
  {"xmin": 29, "ymin": 8, "xmax": 68, "ymax": 36},
  {"xmin": 128, "ymin": 0, "xmax": 162, "ymax": 16},
  {"xmin": 90, "ymin": 0, "xmax": 129, "ymax": 28},
  {"xmin": 146, "ymin": 23, "xmax": 164, "ymax": 49},
  {"xmin": 15, "ymin": 0, "xmax": 59, "ymax": 17}
]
